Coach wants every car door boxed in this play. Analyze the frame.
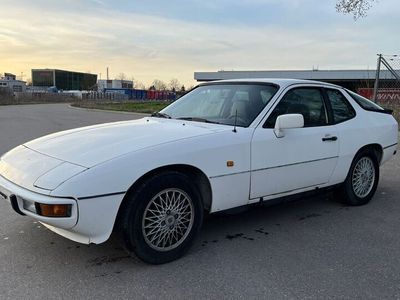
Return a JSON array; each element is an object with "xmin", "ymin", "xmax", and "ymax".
[{"xmin": 250, "ymin": 85, "xmax": 339, "ymax": 199}]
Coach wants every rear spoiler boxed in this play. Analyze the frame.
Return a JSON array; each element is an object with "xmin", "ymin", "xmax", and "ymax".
[
  {"xmin": 364, "ymin": 107, "xmax": 393, "ymax": 115},
  {"xmin": 382, "ymin": 108, "xmax": 394, "ymax": 115}
]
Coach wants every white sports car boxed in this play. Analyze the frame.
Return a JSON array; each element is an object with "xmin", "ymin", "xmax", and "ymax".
[{"xmin": 0, "ymin": 79, "xmax": 397, "ymax": 264}]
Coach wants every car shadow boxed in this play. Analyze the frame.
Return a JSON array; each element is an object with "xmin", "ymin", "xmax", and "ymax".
[
  {"xmin": 5, "ymin": 188, "xmax": 365, "ymax": 284},
  {"xmin": 17, "ymin": 191, "xmax": 349, "ymax": 270},
  {"xmin": 197, "ymin": 191, "xmax": 344, "ymax": 245}
]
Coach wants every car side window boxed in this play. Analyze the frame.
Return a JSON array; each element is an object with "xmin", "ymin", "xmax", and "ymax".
[
  {"xmin": 264, "ymin": 87, "xmax": 328, "ymax": 128},
  {"xmin": 325, "ymin": 89, "xmax": 356, "ymax": 124}
]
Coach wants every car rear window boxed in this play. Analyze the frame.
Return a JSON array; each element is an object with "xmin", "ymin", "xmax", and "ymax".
[{"xmin": 346, "ymin": 90, "xmax": 384, "ymax": 111}]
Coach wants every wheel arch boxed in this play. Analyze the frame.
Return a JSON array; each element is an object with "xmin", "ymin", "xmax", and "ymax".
[
  {"xmin": 115, "ymin": 164, "xmax": 213, "ymax": 227},
  {"xmin": 354, "ymin": 143, "xmax": 383, "ymax": 165},
  {"xmin": 336, "ymin": 143, "xmax": 382, "ymax": 206}
]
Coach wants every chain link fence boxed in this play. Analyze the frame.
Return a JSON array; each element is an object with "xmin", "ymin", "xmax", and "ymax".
[
  {"xmin": 0, "ymin": 90, "xmax": 78, "ymax": 105},
  {"xmin": 374, "ymin": 54, "xmax": 400, "ymax": 123}
]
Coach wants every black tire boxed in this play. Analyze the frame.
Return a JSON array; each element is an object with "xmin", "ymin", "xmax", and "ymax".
[
  {"xmin": 119, "ymin": 171, "xmax": 204, "ymax": 264},
  {"xmin": 336, "ymin": 149, "xmax": 380, "ymax": 206}
]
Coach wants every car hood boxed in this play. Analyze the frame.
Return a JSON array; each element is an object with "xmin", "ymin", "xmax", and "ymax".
[{"xmin": 23, "ymin": 117, "xmax": 227, "ymax": 168}]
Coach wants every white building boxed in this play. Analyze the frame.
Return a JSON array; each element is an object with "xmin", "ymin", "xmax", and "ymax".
[
  {"xmin": 0, "ymin": 73, "xmax": 26, "ymax": 92},
  {"xmin": 97, "ymin": 79, "xmax": 133, "ymax": 91},
  {"xmin": 194, "ymin": 69, "xmax": 400, "ymax": 94}
]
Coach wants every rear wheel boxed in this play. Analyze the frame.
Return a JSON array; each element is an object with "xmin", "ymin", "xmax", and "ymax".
[
  {"xmin": 119, "ymin": 171, "xmax": 203, "ymax": 264},
  {"xmin": 337, "ymin": 149, "xmax": 379, "ymax": 206}
]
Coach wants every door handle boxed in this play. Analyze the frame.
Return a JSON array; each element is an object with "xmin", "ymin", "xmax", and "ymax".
[{"xmin": 322, "ymin": 136, "xmax": 338, "ymax": 142}]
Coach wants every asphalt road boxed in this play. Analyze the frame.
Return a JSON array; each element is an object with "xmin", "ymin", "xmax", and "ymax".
[{"xmin": 0, "ymin": 104, "xmax": 399, "ymax": 299}]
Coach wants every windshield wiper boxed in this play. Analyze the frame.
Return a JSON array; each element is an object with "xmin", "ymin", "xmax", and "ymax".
[
  {"xmin": 176, "ymin": 117, "xmax": 221, "ymax": 124},
  {"xmin": 151, "ymin": 112, "xmax": 172, "ymax": 119}
]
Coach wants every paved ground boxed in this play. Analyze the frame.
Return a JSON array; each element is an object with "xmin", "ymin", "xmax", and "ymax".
[{"xmin": 0, "ymin": 104, "xmax": 399, "ymax": 299}]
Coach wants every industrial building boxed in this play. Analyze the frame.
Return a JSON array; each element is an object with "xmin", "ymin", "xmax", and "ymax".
[
  {"xmin": 194, "ymin": 69, "xmax": 398, "ymax": 94},
  {"xmin": 32, "ymin": 69, "xmax": 97, "ymax": 91},
  {"xmin": 97, "ymin": 79, "xmax": 133, "ymax": 90},
  {"xmin": 0, "ymin": 73, "xmax": 26, "ymax": 92}
]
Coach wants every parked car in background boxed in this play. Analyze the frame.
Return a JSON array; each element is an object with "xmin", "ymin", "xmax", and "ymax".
[{"xmin": 0, "ymin": 79, "xmax": 397, "ymax": 264}]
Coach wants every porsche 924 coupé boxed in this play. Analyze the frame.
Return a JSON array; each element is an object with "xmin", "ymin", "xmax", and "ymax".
[{"xmin": 0, "ymin": 79, "xmax": 398, "ymax": 264}]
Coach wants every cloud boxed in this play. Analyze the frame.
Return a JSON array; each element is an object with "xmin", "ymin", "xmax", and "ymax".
[{"xmin": 0, "ymin": 0, "xmax": 399, "ymax": 85}]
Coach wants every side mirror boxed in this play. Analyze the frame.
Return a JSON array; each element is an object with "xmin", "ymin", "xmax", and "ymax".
[{"xmin": 274, "ymin": 114, "xmax": 304, "ymax": 138}]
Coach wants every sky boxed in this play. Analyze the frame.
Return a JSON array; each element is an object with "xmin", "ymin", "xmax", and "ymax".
[{"xmin": 0, "ymin": 0, "xmax": 399, "ymax": 87}]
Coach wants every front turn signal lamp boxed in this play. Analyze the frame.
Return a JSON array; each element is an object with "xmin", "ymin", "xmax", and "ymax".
[{"xmin": 35, "ymin": 203, "xmax": 72, "ymax": 218}]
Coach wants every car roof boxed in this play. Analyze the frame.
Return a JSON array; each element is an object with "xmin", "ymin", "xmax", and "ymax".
[{"xmin": 200, "ymin": 78, "xmax": 342, "ymax": 89}]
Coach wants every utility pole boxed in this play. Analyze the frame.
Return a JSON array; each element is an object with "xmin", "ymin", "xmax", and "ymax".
[
  {"xmin": 373, "ymin": 54, "xmax": 382, "ymax": 103},
  {"xmin": 106, "ymin": 67, "xmax": 109, "ymax": 81}
]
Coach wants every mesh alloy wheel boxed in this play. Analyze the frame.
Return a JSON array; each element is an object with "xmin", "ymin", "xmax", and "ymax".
[
  {"xmin": 351, "ymin": 156, "xmax": 376, "ymax": 198},
  {"xmin": 142, "ymin": 188, "xmax": 195, "ymax": 252}
]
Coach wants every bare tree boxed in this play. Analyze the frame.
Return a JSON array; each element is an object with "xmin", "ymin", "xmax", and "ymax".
[
  {"xmin": 336, "ymin": 0, "xmax": 376, "ymax": 19},
  {"xmin": 152, "ymin": 79, "xmax": 167, "ymax": 91},
  {"xmin": 168, "ymin": 78, "xmax": 181, "ymax": 92},
  {"xmin": 187, "ymin": 85, "xmax": 195, "ymax": 91},
  {"xmin": 116, "ymin": 72, "xmax": 126, "ymax": 80},
  {"xmin": 129, "ymin": 76, "xmax": 136, "ymax": 88},
  {"xmin": 116, "ymin": 72, "xmax": 129, "ymax": 88},
  {"xmin": 135, "ymin": 81, "xmax": 146, "ymax": 90}
]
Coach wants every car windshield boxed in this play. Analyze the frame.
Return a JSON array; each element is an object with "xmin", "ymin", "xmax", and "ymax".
[{"xmin": 160, "ymin": 83, "xmax": 279, "ymax": 127}]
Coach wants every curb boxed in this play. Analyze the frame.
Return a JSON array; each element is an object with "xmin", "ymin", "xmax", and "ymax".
[{"xmin": 68, "ymin": 104, "xmax": 150, "ymax": 116}]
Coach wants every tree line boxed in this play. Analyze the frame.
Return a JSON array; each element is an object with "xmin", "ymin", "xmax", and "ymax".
[{"xmin": 116, "ymin": 73, "xmax": 191, "ymax": 92}]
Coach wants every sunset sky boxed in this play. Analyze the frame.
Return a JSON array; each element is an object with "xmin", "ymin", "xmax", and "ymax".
[{"xmin": 0, "ymin": 0, "xmax": 398, "ymax": 87}]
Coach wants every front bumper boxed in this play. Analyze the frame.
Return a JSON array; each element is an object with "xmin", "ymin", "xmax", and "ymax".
[
  {"xmin": 0, "ymin": 174, "xmax": 78, "ymax": 229},
  {"xmin": 0, "ymin": 174, "xmax": 125, "ymax": 245}
]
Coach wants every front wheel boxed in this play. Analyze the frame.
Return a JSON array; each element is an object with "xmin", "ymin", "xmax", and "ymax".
[
  {"xmin": 119, "ymin": 171, "xmax": 204, "ymax": 264},
  {"xmin": 337, "ymin": 149, "xmax": 380, "ymax": 206}
]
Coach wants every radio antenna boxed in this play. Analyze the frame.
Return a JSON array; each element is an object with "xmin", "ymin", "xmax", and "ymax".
[{"xmin": 233, "ymin": 109, "xmax": 238, "ymax": 133}]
